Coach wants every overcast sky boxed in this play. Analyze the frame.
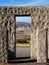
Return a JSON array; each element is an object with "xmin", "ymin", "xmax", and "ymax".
[{"xmin": 0, "ymin": 0, "xmax": 49, "ymax": 23}]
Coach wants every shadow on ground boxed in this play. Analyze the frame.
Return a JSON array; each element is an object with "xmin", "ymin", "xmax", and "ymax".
[
  {"xmin": 8, "ymin": 56, "xmax": 49, "ymax": 65},
  {"xmin": 8, "ymin": 56, "xmax": 37, "ymax": 64}
]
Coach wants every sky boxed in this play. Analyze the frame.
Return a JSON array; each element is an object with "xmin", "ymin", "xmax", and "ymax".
[
  {"xmin": 16, "ymin": 17, "xmax": 30, "ymax": 23},
  {"xmin": 0, "ymin": 0, "xmax": 49, "ymax": 6},
  {"xmin": 0, "ymin": 0, "xmax": 49, "ymax": 23}
]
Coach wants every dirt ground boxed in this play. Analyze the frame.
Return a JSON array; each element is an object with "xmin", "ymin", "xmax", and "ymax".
[{"xmin": 0, "ymin": 62, "xmax": 49, "ymax": 65}]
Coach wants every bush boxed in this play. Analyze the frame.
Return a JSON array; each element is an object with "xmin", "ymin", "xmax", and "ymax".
[{"xmin": 16, "ymin": 40, "xmax": 27, "ymax": 43}]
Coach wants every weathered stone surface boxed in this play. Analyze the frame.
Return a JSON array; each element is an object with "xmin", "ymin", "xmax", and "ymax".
[
  {"xmin": 48, "ymin": 28, "xmax": 49, "ymax": 59},
  {"xmin": 0, "ymin": 16, "xmax": 8, "ymax": 63},
  {"xmin": 0, "ymin": 6, "xmax": 49, "ymax": 15},
  {"xmin": 37, "ymin": 28, "xmax": 47, "ymax": 63},
  {"xmin": 31, "ymin": 28, "xmax": 37, "ymax": 59}
]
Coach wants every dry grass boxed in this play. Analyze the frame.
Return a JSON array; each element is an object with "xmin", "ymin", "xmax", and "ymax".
[{"xmin": 16, "ymin": 43, "xmax": 30, "ymax": 47}]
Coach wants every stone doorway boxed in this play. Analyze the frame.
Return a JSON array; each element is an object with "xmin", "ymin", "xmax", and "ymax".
[
  {"xmin": 7, "ymin": 15, "xmax": 32, "ymax": 63},
  {"xmin": 0, "ymin": 6, "xmax": 49, "ymax": 63}
]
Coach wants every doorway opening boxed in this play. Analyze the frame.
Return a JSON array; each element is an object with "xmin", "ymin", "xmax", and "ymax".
[{"xmin": 16, "ymin": 16, "xmax": 31, "ymax": 60}]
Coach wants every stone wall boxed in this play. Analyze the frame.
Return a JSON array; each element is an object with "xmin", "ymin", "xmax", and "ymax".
[{"xmin": 0, "ymin": 6, "xmax": 49, "ymax": 63}]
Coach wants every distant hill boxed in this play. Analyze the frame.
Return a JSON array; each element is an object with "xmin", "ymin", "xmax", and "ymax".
[
  {"xmin": 16, "ymin": 22, "xmax": 30, "ymax": 41},
  {"xmin": 16, "ymin": 22, "xmax": 30, "ymax": 28}
]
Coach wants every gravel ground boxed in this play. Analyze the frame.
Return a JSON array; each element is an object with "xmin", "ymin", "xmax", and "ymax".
[{"xmin": 16, "ymin": 46, "xmax": 30, "ymax": 57}]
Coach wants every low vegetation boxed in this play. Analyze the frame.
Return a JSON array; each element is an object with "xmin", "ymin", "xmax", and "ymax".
[
  {"xmin": 16, "ymin": 34, "xmax": 30, "ymax": 47},
  {"xmin": 16, "ymin": 22, "xmax": 30, "ymax": 47}
]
